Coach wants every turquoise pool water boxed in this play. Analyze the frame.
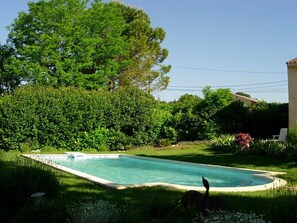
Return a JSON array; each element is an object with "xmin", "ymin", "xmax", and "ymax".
[{"xmin": 53, "ymin": 155, "xmax": 274, "ymax": 188}]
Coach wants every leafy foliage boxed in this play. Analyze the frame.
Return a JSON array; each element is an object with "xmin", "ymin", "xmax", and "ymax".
[
  {"xmin": 0, "ymin": 43, "xmax": 19, "ymax": 94},
  {"xmin": 211, "ymin": 135, "xmax": 297, "ymax": 163},
  {"xmin": 169, "ymin": 94, "xmax": 202, "ymax": 141},
  {"xmin": 250, "ymin": 140, "xmax": 288, "ymax": 158},
  {"xmin": 5, "ymin": 0, "xmax": 170, "ymax": 93},
  {"xmin": 0, "ymin": 86, "xmax": 160, "ymax": 151},
  {"xmin": 245, "ymin": 102, "xmax": 288, "ymax": 138},
  {"xmin": 112, "ymin": 2, "xmax": 171, "ymax": 92},
  {"xmin": 287, "ymin": 125, "xmax": 297, "ymax": 144},
  {"xmin": 210, "ymin": 134, "xmax": 237, "ymax": 152},
  {"xmin": 0, "ymin": 83, "xmax": 290, "ymax": 151},
  {"xmin": 195, "ymin": 87, "xmax": 234, "ymax": 139},
  {"xmin": 168, "ymin": 88, "xmax": 235, "ymax": 141},
  {"xmin": 215, "ymin": 101, "xmax": 250, "ymax": 134},
  {"xmin": 171, "ymin": 91, "xmax": 288, "ymax": 141}
]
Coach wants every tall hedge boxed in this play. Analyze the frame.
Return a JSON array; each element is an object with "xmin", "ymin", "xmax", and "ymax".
[
  {"xmin": 168, "ymin": 92, "xmax": 288, "ymax": 141},
  {"xmin": 245, "ymin": 102, "xmax": 288, "ymax": 138},
  {"xmin": 215, "ymin": 101, "xmax": 288, "ymax": 139},
  {"xmin": 0, "ymin": 86, "xmax": 159, "ymax": 151},
  {"xmin": 0, "ymin": 87, "xmax": 289, "ymax": 151}
]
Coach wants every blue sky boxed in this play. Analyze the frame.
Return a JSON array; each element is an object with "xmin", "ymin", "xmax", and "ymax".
[{"xmin": 1, "ymin": 0, "xmax": 296, "ymax": 103}]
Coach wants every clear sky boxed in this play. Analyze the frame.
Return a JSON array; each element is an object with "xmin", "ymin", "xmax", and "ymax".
[{"xmin": 1, "ymin": 0, "xmax": 296, "ymax": 103}]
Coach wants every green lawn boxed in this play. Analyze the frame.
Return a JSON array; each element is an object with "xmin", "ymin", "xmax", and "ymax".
[{"xmin": 1, "ymin": 143, "xmax": 297, "ymax": 223}]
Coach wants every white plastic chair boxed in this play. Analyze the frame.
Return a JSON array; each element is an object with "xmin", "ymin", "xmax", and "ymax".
[{"xmin": 272, "ymin": 128, "xmax": 288, "ymax": 142}]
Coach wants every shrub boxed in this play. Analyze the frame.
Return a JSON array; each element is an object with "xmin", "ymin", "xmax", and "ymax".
[
  {"xmin": 235, "ymin": 132, "xmax": 252, "ymax": 151},
  {"xmin": 193, "ymin": 210, "xmax": 269, "ymax": 223},
  {"xmin": 159, "ymin": 138, "xmax": 172, "ymax": 147},
  {"xmin": 145, "ymin": 195, "xmax": 182, "ymax": 222},
  {"xmin": 249, "ymin": 140, "xmax": 287, "ymax": 158},
  {"xmin": 287, "ymin": 126, "xmax": 297, "ymax": 144},
  {"xmin": 159, "ymin": 126, "xmax": 177, "ymax": 144},
  {"xmin": 210, "ymin": 135, "xmax": 295, "ymax": 160},
  {"xmin": 286, "ymin": 143, "xmax": 297, "ymax": 163},
  {"xmin": 80, "ymin": 127, "xmax": 124, "ymax": 151},
  {"xmin": 210, "ymin": 135, "xmax": 237, "ymax": 152},
  {"xmin": 67, "ymin": 200, "xmax": 120, "ymax": 223}
]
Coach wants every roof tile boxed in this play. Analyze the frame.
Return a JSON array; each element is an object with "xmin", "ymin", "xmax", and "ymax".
[{"xmin": 287, "ymin": 57, "xmax": 297, "ymax": 64}]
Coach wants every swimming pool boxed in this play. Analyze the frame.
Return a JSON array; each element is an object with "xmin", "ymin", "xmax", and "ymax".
[{"xmin": 23, "ymin": 153, "xmax": 286, "ymax": 192}]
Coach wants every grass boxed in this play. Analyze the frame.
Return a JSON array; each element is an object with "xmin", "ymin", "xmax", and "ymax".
[{"xmin": 1, "ymin": 142, "xmax": 297, "ymax": 223}]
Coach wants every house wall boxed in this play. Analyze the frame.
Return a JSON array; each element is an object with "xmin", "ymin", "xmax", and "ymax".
[
  {"xmin": 287, "ymin": 64, "xmax": 297, "ymax": 128},
  {"xmin": 233, "ymin": 94, "xmax": 258, "ymax": 106}
]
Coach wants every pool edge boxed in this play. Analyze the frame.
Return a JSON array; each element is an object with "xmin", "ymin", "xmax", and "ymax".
[{"xmin": 22, "ymin": 153, "xmax": 287, "ymax": 192}]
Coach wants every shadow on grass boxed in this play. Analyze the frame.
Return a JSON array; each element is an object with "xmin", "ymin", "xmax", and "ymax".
[
  {"xmin": 0, "ymin": 159, "xmax": 61, "ymax": 223},
  {"xmin": 217, "ymin": 189, "xmax": 297, "ymax": 223},
  {"xmin": 58, "ymin": 183, "xmax": 297, "ymax": 223},
  {"xmin": 131, "ymin": 147, "xmax": 296, "ymax": 171}
]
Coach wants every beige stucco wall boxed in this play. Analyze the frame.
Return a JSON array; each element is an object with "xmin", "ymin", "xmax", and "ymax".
[
  {"xmin": 233, "ymin": 94, "xmax": 258, "ymax": 106},
  {"xmin": 287, "ymin": 64, "xmax": 297, "ymax": 128}
]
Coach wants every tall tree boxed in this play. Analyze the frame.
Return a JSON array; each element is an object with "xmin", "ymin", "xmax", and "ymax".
[
  {"xmin": 0, "ymin": 43, "xmax": 20, "ymax": 93},
  {"xmin": 6, "ymin": 0, "xmax": 170, "ymax": 92},
  {"xmin": 112, "ymin": 2, "xmax": 171, "ymax": 93},
  {"xmin": 85, "ymin": 0, "xmax": 129, "ymax": 91},
  {"xmin": 7, "ymin": 0, "xmax": 97, "ymax": 88}
]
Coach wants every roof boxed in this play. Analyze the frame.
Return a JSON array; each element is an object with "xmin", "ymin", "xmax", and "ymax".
[
  {"xmin": 287, "ymin": 57, "xmax": 297, "ymax": 65},
  {"xmin": 233, "ymin": 94, "xmax": 258, "ymax": 106}
]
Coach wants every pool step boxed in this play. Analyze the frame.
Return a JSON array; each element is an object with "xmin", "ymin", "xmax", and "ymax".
[{"xmin": 65, "ymin": 152, "xmax": 86, "ymax": 158}]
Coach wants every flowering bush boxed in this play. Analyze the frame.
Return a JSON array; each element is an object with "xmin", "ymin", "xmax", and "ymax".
[
  {"xmin": 193, "ymin": 210, "xmax": 270, "ymax": 223},
  {"xmin": 235, "ymin": 132, "xmax": 252, "ymax": 151},
  {"xmin": 67, "ymin": 200, "xmax": 120, "ymax": 223}
]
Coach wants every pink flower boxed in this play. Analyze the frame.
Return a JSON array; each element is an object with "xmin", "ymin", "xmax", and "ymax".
[{"xmin": 235, "ymin": 132, "xmax": 252, "ymax": 147}]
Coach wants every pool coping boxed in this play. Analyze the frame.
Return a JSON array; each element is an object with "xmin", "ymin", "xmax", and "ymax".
[{"xmin": 22, "ymin": 153, "xmax": 287, "ymax": 192}]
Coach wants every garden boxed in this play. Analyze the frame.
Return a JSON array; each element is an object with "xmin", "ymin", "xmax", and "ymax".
[
  {"xmin": 1, "ymin": 1, "xmax": 296, "ymax": 222},
  {"xmin": 0, "ymin": 86, "xmax": 297, "ymax": 223},
  {"xmin": 1, "ymin": 142, "xmax": 297, "ymax": 223}
]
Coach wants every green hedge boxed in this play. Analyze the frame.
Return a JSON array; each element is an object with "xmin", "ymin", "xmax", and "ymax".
[
  {"xmin": 0, "ymin": 87, "xmax": 290, "ymax": 151},
  {"xmin": 170, "ymin": 99, "xmax": 288, "ymax": 141},
  {"xmin": 215, "ymin": 101, "xmax": 288, "ymax": 139},
  {"xmin": 0, "ymin": 86, "xmax": 162, "ymax": 151}
]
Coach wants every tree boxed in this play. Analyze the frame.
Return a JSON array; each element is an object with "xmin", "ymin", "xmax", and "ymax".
[
  {"xmin": 194, "ymin": 87, "xmax": 235, "ymax": 139},
  {"xmin": 7, "ymin": 0, "xmax": 102, "ymax": 88},
  {"xmin": 112, "ymin": 2, "xmax": 171, "ymax": 93},
  {"xmin": 198, "ymin": 86, "xmax": 234, "ymax": 116},
  {"xmin": 167, "ymin": 94, "xmax": 202, "ymax": 141},
  {"xmin": 170, "ymin": 94, "xmax": 201, "ymax": 114},
  {"xmin": 6, "ymin": 0, "xmax": 170, "ymax": 92},
  {"xmin": 80, "ymin": 0, "xmax": 130, "ymax": 91},
  {"xmin": 0, "ymin": 43, "xmax": 20, "ymax": 94}
]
